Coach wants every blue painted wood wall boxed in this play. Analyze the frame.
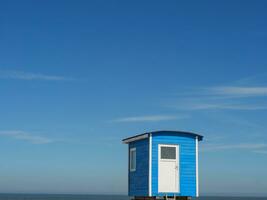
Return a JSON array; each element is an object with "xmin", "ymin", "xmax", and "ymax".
[
  {"xmin": 151, "ymin": 132, "xmax": 196, "ymax": 197},
  {"xmin": 129, "ymin": 138, "xmax": 149, "ymax": 196}
]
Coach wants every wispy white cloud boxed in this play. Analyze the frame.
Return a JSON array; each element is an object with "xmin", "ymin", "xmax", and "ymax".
[
  {"xmin": 0, "ymin": 70, "xmax": 74, "ymax": 81},
  {"xmin": 112, "ymin": 114, "xmax": 189, "ymax": 123},
  {"xmin": 253, "ymin": 150, "xmax": 267, "ymax": 155},
  {"xmin": 208, "ymin": 86, "xmax": 267, "ymax": 97},
  {"xmin": 202, "ymin": 143, "xmax": 267, "ymax": 152},
  {"xmin": 170, "ymin": 84, "xmax": 267, "ymax": 111},
  {"xmin": 0, "ymin": 130, "xmax": 54, "ymax": 144},
  {"xmin": 172, "ymin": 102, "xmax": 267, "ymax": 111}
]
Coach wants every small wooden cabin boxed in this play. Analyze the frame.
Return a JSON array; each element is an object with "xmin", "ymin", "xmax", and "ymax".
[{"xmin": 122, "ymin": 130, "xmax": 203, "ymax": 199}]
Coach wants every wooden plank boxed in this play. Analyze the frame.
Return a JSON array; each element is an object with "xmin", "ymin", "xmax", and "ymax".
[{"xmin": 133, "ymin": 196, "xmax": 156, "ymax": 200}]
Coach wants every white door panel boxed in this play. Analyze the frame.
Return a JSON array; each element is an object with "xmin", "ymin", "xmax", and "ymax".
[{"xmin": 158, "ymin": 144, "xmax": 179, "ymax": 193}]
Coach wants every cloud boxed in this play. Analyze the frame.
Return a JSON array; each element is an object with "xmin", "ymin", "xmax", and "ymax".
[
  {"xmin": 172, "ymin": 102, "xmax": 267, "ymax": 111},
  {"xmin": 170, "ymin": 85, "xmax": 267, "ymax": 111},
  {"xmin": 208, "ymin": 86, "xmax": 267, "ymax": 97},
  {"xmin": 0, "ymin": 130, "xmax": 54, "ymax": 144},
  {"xmin": 112, "ymin": 114, "xmax": 189, "ymax": 122},
  {"xmin": 0, "ymin": 70, "xmax": 73, "ymax": 81},
  {"xmin": 253, "ymin": 150, "xmax": 267, "ymax": 155},
  {"xmin": 202, "ymin": 143, "xmax": 267, "ymax": 152}
]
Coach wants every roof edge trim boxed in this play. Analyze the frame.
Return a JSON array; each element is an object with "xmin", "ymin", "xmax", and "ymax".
[
  {"xmin": 122, "ymin": 130, "xmax": 203, "ymax": 144},
  {"xmin": 122, "ymin": 133, "xmax": 148, "ymax": 144}
]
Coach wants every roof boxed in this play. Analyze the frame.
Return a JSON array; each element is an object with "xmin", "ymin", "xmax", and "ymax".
[{"xmin": 122, "ymin": 130, "xmax": 204, "ymax": 144}]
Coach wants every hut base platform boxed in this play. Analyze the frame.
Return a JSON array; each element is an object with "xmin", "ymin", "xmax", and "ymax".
[{"xmin": 133, "ymin": 196, "xmax": 192, "ymax": 200}]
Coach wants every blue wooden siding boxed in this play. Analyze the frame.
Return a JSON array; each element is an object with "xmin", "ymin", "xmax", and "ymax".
[
  {"xmin": 129, "ymin": 138, "xmax": 149, "ymax": 196},
  {"xmin": 151, "ymin": 132, "xmax": 196, "ymax": 197}
]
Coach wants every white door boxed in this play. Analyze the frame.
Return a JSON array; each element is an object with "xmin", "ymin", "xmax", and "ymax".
[{"xmin": 158, "ymin": 144, "xmax": 179, "ymax": 193}]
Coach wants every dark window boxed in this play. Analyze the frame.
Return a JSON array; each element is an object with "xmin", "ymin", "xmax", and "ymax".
[{"xmin": 161, "ymin": 146, "xmax": 176, "ymax": 159}]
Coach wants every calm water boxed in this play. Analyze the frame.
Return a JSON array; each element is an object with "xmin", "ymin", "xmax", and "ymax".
[{"xmin": 0, "ymin": 195, "xmax": 266, "ymax": 200}]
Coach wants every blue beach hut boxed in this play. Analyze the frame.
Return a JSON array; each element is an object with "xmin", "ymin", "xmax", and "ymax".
[{"xmin": 122, "ymin": 130, "xmax": 203, "ymax": 200}]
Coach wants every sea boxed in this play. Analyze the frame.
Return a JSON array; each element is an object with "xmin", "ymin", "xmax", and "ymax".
[{"xmin": 0, "ymin": 195, "xmax": 266, "ymax": 200}]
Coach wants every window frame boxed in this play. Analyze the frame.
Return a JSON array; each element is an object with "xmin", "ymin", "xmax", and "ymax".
[
  {"xmin": 129, "ymin": 147, "xmax": 136, "ymax": 172},
  {"xmin": 159, "ymin": 144, "xmax": 178, "ymax": 162}
]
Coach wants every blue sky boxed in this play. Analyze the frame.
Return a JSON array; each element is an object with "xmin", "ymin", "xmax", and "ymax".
[{"xmin": 0, "ymin": 0, "xmax": 267, "ymax": 196}]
